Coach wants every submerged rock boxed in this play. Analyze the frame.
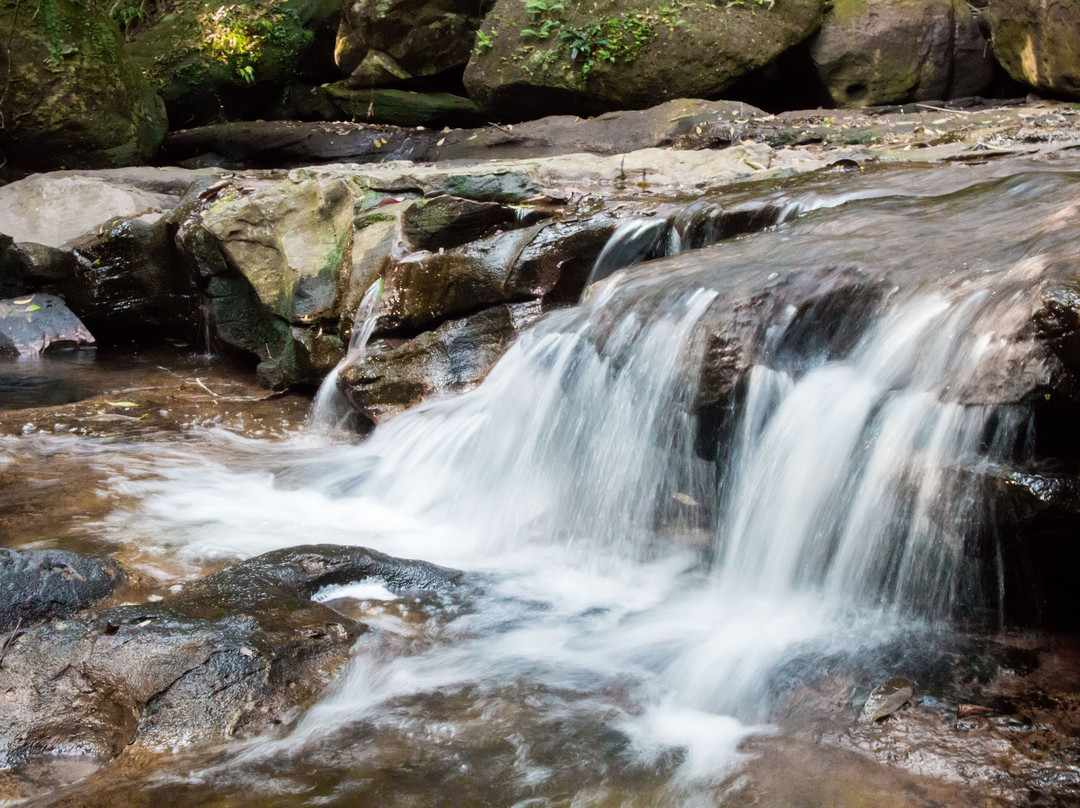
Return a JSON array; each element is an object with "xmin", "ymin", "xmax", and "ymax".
[
  {"xmin": 0, "ymin": 549, "xmax": 130, "ymax": 632},
  {"xmin": 0, "ymin": 544, "xmax": 460, "ymax": 780},
  {"xmin": 0, "ymin": 294, "xmax": 95, "ymax": 355},
  {"xmin": 0, "ymin": 0, "xmax": 166, "ymax": 172}
]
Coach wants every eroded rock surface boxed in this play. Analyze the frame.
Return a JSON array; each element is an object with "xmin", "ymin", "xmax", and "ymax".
[{"xmin": 0, "ymin": 544, "xmax": 460, "ymax": 787}]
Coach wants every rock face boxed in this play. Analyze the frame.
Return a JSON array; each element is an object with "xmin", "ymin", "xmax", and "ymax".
[
  {"xmin": 0, "ymin": 545, "xmax": 459, "ymax": 775},
  {"xmin": 335, "ymin": 0, "xmax": 490, "ymax": 85},
  {"xmin": 340, "ymin": 302, "xmax": 543, "ymax": 425},
  {"xmin": 0, "ymin": 549, "xmax": 129, "ymax": 632},
  {"xmin": 0, "ymin": 294, "xmax": 95, "ymax": 355},
  {"xmin": 0, "ymin": 0, "xmax": 166, "ymax": 171},
  {"xmin": 463, "ymin": 0, "xmax": 827, "ymax": 119},
  {"xmin": 322, "ymin": 85, "xmax": 484, "ymax": 127},
  {"xmin": 811, "ymin": 0, "xmax": 995, "ymax": 107},
  {"xmin": 127, "ymin": 0, "xmax": 336, "ymax": 123},
  {"xmin": 988, "ymin": 0, "xmax": 1080, "ymax": 100}
]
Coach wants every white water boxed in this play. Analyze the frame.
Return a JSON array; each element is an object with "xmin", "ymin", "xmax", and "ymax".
[
  {"xmin": 308, "ymin": 277, "xmax": 384, "ymax": 432},
  {"xmin": 83, "ymin": 176, "xmax": 1055, "ymax": 798}
]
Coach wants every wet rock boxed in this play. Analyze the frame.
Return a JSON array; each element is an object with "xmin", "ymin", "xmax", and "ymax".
[
  {"xmin": 402, "ymin": 195, "xmax": 518, "ymax": 253},
  {"xmin": 0, "ymin": 549, "xmax": 129, "ymax": 632},
  {"xmin": 335, "ymin": 0, "xmax": 488, "ymax": 86},
  {"xmin": 340, "ymin": 302, "xmax": 542, "ymax": 425},
  {"xmin": 324, "ymin": 85, "xmax": 484, "ymax": 128},
  {"xmin": 988, "ymin": 0, "xmax": 1080, "ymax": 100},
  {"xmin": 0, "ymin": 0, "xmax": 166, "ymax": 173},
  {"xmin": 811, "ymin": 0, "xmax": 995, "ymax": 107},
  {"xmin": 61, "ymin": 216, "xmax": 202, "ymax": 345},
  {"xmin": 863, "ymin": 677, "xmax": 914, "ymax": 721},
  {"xmin": 463, "ymin": 0, "xmax": 826, "ymax": 119},
  {"xmin": 0, "ymin": 294, "xmax": 95, "ymax": 355},
  {"xmin": 0, "ymin": 544, "xmax": 460, "ymax": 779}
]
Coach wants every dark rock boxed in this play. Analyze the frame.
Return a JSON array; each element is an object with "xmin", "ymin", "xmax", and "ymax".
[
  {"xmin": 160, "ymin": 99, "xmax": 770, "ymax": 167},
  {"xmin": 340, "ymin": 301, "xmax": 543, "ymax": 425},
  {"xmin": 0, "ymin": 0, "xmax": 166, "ymax": 172},
  {"xmin": 0, "ymin": 544, "xmax": 460, "ymax": 780},
  {"xmin": 335, "ymin": 0, "xmax": 489, "ymax": 85},
  {"xmin": 60, "ymin": 216, "xmax": 202, "ymax": 345},
  {"xmin": 127, "ymin": 0, "xmax": 338, "ymax": 125},
  {"xmin": 0, "ymin": 294, "xmax": 95, "ymax": 355},
  {"xmin": 380, "ymin": 210, "xmax": 616, "ymax": 333},
  {"xmin": 988, "ymin": 0, "xmax": 1080, "ymax": 100},
  {"xmin": 463, "ymin": 0, "xmax": 827, "ymax": 119},
  {"xmin": 324, "ymin": 85, "xmax": 484, "ymax": 128},
  {"xmin": 0, "ymin": 549, "xmax": 130, "ymax": 632},
  {"xmin": 403, "ymin": 195, "xmax": 518, "ymax": 252},
  {"xmin": 811, "ymin": 0, "xmax": 995, "ymax": 106}
]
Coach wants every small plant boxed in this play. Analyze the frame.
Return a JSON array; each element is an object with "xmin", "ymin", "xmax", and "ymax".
[
  {"xmin": 475, "ymin": 28, "xmax": 495, "ymax": 52},
  {"xmin": 521, "ymin": 18, "xmax": 558, "ymax": 39}
]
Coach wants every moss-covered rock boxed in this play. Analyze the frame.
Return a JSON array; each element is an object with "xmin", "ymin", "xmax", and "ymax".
[
  {"xmin": 335, "ymin": 0, "xmax": 491, "ymax": 86},
  {"xmin": 323, "ymin": 84, "xmax": 484, "ymax": 127},
  {"xmin": 463, "ymin": 0, "xmax": 826, "ymax": 119},
  {"xmin": 0, "ymin": 0, "xmax": 166, "ymax": 171},
  {"xmin": 810, "ymin": 0, "xmax": 995, "ymax": 107},
  {"xmin": 127, "ymin": 0, "xmax": 335, "ymax": 123},
  {"xmin": 988, "ymin": 0, "xmax": 1080, "ymax": 100}
]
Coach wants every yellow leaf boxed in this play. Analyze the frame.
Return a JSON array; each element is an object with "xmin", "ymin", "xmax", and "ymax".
[
  {"xmin": 25, "ymin": 304, "xmax": 39, "ymax": 311},
  {"xmin": 12, "ymin": 296, "xmax": 32, "ymax": 305},
  {"xmin": 104, "ymin": 400, "xmax": 138, "ymax": 407}
]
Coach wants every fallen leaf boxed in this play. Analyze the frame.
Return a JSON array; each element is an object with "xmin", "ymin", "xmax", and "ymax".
[
  {"xmin": 104, "ymin": 401, "xmax": 138, "ymax": 407},
  {"xmin": 12, "ymin": 297, "xmax": 32, "ymax": 305},
  {"xmin": 957, "ymin": 703, "xmax": 993, "ymax": 718},
  {"xmin": 25, "ymin": 305, "xmax": 40, "ymax": 311}
]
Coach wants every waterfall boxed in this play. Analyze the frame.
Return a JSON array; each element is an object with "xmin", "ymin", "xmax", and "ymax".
[{"xmin": 308, "ymin": 277, "xmax": 384, "ymax": 433}]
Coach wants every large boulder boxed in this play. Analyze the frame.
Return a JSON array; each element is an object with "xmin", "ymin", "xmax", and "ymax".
[
  {"xmin": 335, "ymin": 0, "xmax": 491, "ymax": 85},
  {"xmin": 988, "ymin": 0, "xmax": 1080, "ymax": 100},
  {"xmin": 463, "ymin": 0, "xmax": 827, "ymax": 119},
  {"xmin": 0, "ymin": 0, "xmax": 166, "ymax": 171},
  {"xmin": 811, "ymin": 0, "xmax": 995, "ymax": 107},
  {"xmin": 126, "ymin": 0, "xmax": 336, "ymax": 124}
]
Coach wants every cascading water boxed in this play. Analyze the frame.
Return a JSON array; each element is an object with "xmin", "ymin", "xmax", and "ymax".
[
  {"xmin": 308, "ymin": 277, "xmax": 384, "ymax": 433},
  {"xmin": 88, "ymin": 165, "xmax": 1080, "ymax": 804}
]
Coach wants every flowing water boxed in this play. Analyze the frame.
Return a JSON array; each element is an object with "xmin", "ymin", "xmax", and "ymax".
[{"xmin": 7, "ymin": 160, "xmax": 1080, "ymax": 805}]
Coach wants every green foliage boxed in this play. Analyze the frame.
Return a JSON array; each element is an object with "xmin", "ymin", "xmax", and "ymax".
[
  {"xmin": 726, "ymin": 0, "xmax": 773, "ymax": 7},
  {"xmin": 475, "ymin": 27, "xmax": 495, "ymax": 52},
  {"xmin": 109, "ymin": 0, "xmax": 155, "ymax": 32},
  {"xmin": 560, "ymin": 14, "xmax": 656, "ymax": 78}
]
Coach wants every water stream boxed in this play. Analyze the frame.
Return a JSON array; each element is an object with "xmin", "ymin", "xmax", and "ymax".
[{"xmin": 9, "ymin": 161, "xmax": 1080, "ymax": 804}]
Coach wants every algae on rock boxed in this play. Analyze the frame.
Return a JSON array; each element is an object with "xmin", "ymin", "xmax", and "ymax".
[
  {"xmin": 463, "ymin": 0, "xmax": 827, "ymax": 119},
  {"xmin": 0, "ymin": 0, "xmax": 167, "ymax": 170}
]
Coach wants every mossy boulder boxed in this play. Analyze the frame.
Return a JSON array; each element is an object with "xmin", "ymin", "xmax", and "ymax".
[
  {"xmin": 988, "ymin": 0, "xmax": 1080, "ymax": 100},
  {"xmin": 0, "ymin": 0, "xmax": 166, "ymax": 171},
  {"xmin": 127, "ymin": 0, "xmax": 335, "ymax": 123},
  {"xmin": 323, "ymin": 84, "xmax": 484, "ymax": 127},
  {"xmin": 463, "ymin": 0, "xmax": 827, "ymax": 119},
  {"xmin": 335, "ymin": 0, "xmax": 492, "ymax": 86},
  {"xmin": 810, "ymin": 0, "xmax": 995, "ymax": 107}
]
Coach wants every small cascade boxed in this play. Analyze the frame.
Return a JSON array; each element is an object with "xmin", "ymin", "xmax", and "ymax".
[{"xmin": 308, "ymin": 277, "xmax": 384, "ymax": 433}]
